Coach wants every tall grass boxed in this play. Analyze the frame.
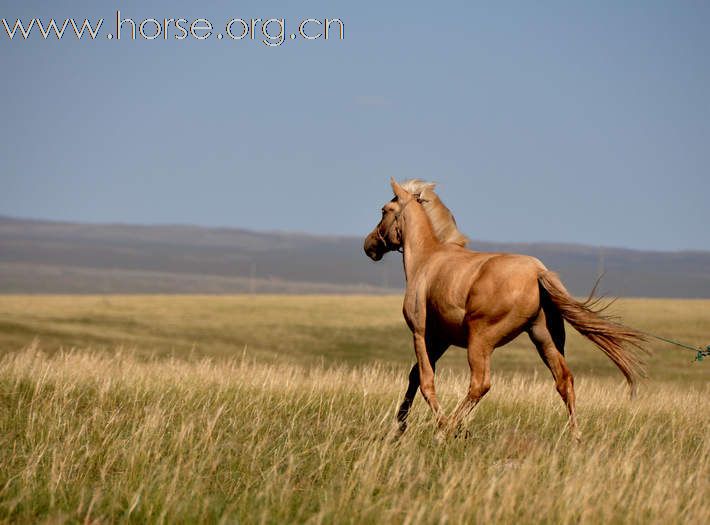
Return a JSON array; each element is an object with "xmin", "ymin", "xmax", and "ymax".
[{"xmin": 1, "ymin": 343, "xmax": 708, "ymax": 524}]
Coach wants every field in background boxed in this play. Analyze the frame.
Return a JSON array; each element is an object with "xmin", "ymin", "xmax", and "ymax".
[
  {"xmin": 1, "ymin": 295, "xmax": 709, "ymax": 523},
  {"xmin": 0, "ymin": 295, "xmax": 708, "ymax": 383}
]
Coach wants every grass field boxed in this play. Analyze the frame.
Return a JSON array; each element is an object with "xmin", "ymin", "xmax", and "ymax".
[{"xmin": 1, "ymin": 295, "xmax": 709, "ymax": 523}]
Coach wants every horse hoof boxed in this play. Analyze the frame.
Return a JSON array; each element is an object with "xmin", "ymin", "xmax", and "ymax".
[
  {"xmin": 454, "ymin": 428, "xmax": 472, "ymax": 440},
  {"xmin": 390, "ymin": 427, "xmax": 406, "ymax": 443}
]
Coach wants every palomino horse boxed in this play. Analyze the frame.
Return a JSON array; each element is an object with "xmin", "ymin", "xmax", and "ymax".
[{"xmin": 364, "ymin": 179, "xmax": 647, "ymax": 440}]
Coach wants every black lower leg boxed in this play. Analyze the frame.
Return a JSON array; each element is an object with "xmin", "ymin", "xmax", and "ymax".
[{"xmin": 396, "ymin": 365, "xmax": 419, "ymax": 432}]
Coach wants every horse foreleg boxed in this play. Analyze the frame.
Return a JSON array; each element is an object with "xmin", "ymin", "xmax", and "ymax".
[
  {"xmin": 396, "ymin": 339, "xmax": 448, "ymax": 436},
  {"xmin": 412, "ymin": 332, "xmax": 447, "ymax": 429},
  {"xmin": 395, "ymin": 364, "xmax": 420, "ymax": 436}
]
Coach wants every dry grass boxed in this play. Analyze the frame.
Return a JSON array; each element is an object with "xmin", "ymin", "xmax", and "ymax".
[
  {"xmin": 0, "ymin": 295, "xmax": 708, "ymax": 384},
  {"xmin": 0, "ymin": 295, "xmax": 709, "ymax": 523},
  {"xmin": 1, "ymin": 344, "xmax": 708, "ymax": 524}
]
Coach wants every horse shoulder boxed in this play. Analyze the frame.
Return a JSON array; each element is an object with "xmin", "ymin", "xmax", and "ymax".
[
  {"xmin": 402, "ymin": 280, "xmax": 427, "ymax": 333},
  {"xmin": 402, "ymin": 248, "xmax": 457, "ymax": 332}
]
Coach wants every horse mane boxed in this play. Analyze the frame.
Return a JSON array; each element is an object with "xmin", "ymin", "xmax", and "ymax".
[{"xmin": 399, "ymin": 179, "xmax": 469, "ymax": 247}]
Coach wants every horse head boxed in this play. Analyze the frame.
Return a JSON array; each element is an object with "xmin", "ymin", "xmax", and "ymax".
[{"xmin": 363, "ymin": 179, "xmax": 416, "ymax": 260}]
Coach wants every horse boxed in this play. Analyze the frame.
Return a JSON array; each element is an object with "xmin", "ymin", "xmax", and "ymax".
[{"xmin": 363, "ymin": 178, "xmax": 648, "ymax": 440}]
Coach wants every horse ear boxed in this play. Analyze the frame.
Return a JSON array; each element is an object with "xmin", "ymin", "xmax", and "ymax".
[{"xmin": 390, "ymin": 178, "xmax": 412, "ymax": 202}]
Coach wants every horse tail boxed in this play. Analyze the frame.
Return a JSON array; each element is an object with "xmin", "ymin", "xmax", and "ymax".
[{"xmin": 537, "ymin": 270, "xmax": 649, "ymax": 397}]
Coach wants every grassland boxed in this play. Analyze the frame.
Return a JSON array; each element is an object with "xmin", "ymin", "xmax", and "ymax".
[{"xmin": 0, "ymin": 295, "xmax": 709, "ymax": 523}]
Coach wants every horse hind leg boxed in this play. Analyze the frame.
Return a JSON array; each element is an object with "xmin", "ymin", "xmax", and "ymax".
[
  {"xmin": 444, "ymin": 329, "xmax": 493, "ymax": 439},
  {"xmin": 528, "ymin": 308, "xmax": 581, "ymax": 441}
]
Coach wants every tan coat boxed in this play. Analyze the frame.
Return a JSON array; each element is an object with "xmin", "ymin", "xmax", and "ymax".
[{"xmin": 364, "ymin": 179, "xmax": 647, "ymax": 440}]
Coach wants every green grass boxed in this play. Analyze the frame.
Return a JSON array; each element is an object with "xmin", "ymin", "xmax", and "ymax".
[
  {"xmin": 0, "ymin": 295, "xmax": 708, "ymax": 383},
  {"xmin": 0, "ymin": 295, "xmax": 708, "ymax": 523}
]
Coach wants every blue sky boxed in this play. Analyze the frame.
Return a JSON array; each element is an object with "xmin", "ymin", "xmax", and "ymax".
[{"xmin": 1, "ymin": 1, "xmax": 709, "ymax": 250}]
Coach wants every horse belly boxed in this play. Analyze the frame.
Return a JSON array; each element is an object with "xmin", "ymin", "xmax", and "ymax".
[{"xmin": 427, "ymin": 303, "xmax": 468, "ymax": 348}]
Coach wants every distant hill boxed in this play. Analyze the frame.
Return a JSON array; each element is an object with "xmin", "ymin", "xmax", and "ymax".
[{"xmin": 1, "ymin": 216, "xmax": 709, "ymax": 297}]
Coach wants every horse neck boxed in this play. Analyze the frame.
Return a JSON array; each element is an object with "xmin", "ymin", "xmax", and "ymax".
[{"xmin": 401, "ymin": 202, "xmax": 439, "ymax": 280}]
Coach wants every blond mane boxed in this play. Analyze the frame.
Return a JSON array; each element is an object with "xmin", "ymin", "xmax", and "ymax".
[{"xmin": 399, "ymin": 179, "xmax": 469, "ymax": 247}]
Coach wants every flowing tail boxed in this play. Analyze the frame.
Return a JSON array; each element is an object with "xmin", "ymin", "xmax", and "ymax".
[{"xmin": 538, "ymin": 271, "xmax": 649, "ymax": 396}]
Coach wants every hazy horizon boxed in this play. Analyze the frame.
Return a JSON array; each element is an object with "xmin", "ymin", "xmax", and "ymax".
[{"xmin": 3, "ymin": 212, "xmax": 710, "ymax": 255}]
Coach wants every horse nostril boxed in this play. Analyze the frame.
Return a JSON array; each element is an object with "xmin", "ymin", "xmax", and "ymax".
[
  {"xmin": 363, "ymin": 237, "xmax": 383, "ymax": 261},
  {"xmin": 364, "ymin": 243, "xmax": 379, "ymax": 260},
  {"xmin": 367, "ymin": 249, "xmax": 383, "ymax": 261}
]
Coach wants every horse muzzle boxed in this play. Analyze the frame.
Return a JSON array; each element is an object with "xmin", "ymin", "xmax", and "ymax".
[{"xmin": 363, "ymin": 232, "xmax": 384, "ymax": 261}]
